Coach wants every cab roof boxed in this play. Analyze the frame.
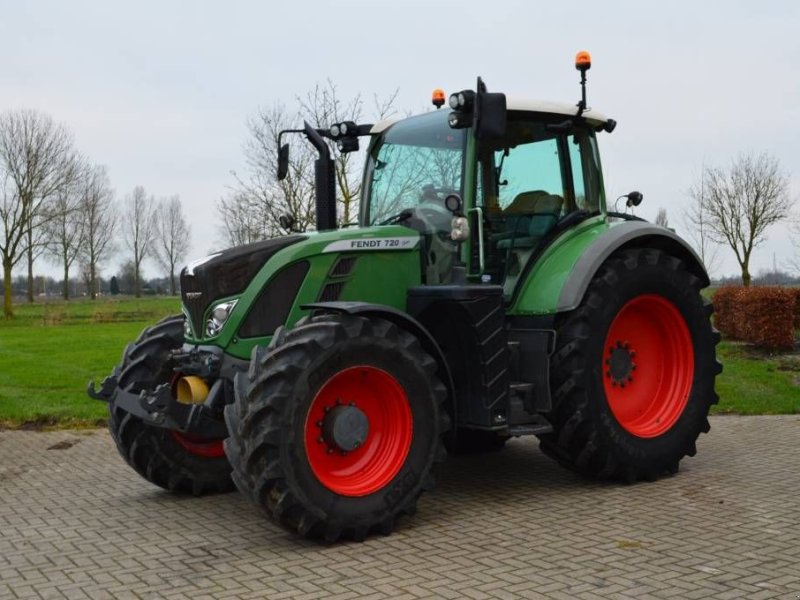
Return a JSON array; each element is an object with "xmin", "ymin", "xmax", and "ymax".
[{"xmin": 370, "ymin": 99, "xmax": 609, "ymax": 135}]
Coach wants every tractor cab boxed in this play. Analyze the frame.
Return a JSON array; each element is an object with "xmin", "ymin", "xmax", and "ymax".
[{"xmin": 361, "ymin": 98, "xmax": 612, "ymax": 297}]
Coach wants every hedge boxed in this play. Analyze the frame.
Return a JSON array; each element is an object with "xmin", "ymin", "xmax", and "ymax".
[
  {"xmin": 793, "ymin": 288, "xmax": 800, "ymax": 330},
  {"xmin": 713, "ymin": 286, "xmax": 797, "ymax": 350}
]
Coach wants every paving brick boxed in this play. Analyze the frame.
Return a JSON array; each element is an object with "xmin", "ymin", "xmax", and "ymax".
[{"xmin": 1, "ymin": 416, "xmax": 799, "ymax": 598}]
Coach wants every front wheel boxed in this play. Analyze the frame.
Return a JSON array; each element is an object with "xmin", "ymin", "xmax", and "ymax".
[
  {"xmin": 540, "ymin": 248, "xmax": 721, "ymax": 482},
  {"xmin": 108, "ymin": 315, "xmax": 233, "ymax": 495},
  {"xmin": 225, "ymin": 314, "xmax": 449, "ymax": 542}
]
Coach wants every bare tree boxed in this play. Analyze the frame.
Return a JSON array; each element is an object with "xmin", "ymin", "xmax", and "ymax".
[
  {"xmin": 688, "ymin": 153, "xmax": 792, "ymax": 286},
  {"xmin": 654, "ymin": 208, "xmax": 669, "ymax": 228},
  {"xmin": 0, "ymin": 110, "xmax": 79, "ymax": 317},
  {"xmin": 44, "ymin": 170, "xmax": 85, "ymax": 299},
  {"xmin": 218, "ymin": 83, "xmax": 398, "ymax": 246},
  {"xmin": 219, "ymin": 104, "xmax": 317, "ymax": 246},
  {"xmin": 683, "ymin": 186, "xmax": 722, "ymax": 278},
  {"xmin": 122, "ymin": 186, "xmax": 156, "ymax": 297},
  {"xmin": 218, "ymin": 189, "xmax": 279, "ymax": 247},
  {"xmin": 153, "ymin": 195, "xmax": 191, "ymax": 295},
  {"xmin": 299, "ymin": 81, "xmax": 399, "ymax": 226},
  {"xmin": 80, "ymin": 165, "xmax": 116, "ymax": 299}
]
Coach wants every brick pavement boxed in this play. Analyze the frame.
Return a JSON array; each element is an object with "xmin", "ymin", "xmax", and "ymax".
[{"xmin": 1, "ymin": 416, "xmax": 798, "ymax": 599}]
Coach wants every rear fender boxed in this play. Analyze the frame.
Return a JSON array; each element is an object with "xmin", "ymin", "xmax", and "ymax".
[{"xmin": 511, "ymin": 219, "xmax": 709, "ymax": 315}]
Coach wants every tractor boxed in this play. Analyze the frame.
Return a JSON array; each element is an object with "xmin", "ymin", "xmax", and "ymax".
[{"xmin": 89, "ymin": 52, "xmax": 721, "ymax": 542}]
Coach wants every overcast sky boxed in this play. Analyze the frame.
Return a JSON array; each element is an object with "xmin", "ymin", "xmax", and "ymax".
[{"xmin": 3, "ymin": 0, "xmax": 798, "ymax": 281}]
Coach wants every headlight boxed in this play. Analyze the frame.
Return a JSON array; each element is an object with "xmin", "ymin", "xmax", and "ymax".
[{"xmin": 205, "ymin": 300, "xmax": 238, "ymax": 338}]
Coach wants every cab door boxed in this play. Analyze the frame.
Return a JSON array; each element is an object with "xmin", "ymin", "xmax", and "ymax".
[{"xmin": 472, "ymin": 114, "xmax": 605, "ymax": 299}]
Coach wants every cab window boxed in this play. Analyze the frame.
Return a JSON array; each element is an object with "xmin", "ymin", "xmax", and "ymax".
[{"xmin": 477, "ymin": 114, "xmax": 602, "ymax": 296}]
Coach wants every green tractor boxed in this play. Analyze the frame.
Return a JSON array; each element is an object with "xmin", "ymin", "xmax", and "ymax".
[{"xmin": 89, "ymin": 53, "xmax": 720, "ymax": 542}]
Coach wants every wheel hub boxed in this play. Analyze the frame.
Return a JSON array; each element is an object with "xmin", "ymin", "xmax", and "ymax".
[
  {"xmin": 320, "ymin": 404, "xmax": 369, "ymax": 452},
  {"xmin": 606, "ymin": 340, "xmax": 637, "ymax": 387}
]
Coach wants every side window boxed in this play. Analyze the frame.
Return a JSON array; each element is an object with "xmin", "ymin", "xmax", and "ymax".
[
  {"xmin": 568, "ymin": 131, "xmax": 604, "ymax": 212},
  {"xmin": 496, "ymin": 138, "xmax": 564, "ymax": 211}
]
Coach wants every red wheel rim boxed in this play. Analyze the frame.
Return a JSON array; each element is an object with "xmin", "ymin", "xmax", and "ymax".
[
  {"xmin": 170, "ymin": 431, "xmax": 226, "ymax": 458},
  {"xmin": 304, "ymin": 366, "xmax": 413, "ymax": 497},
  {"xmin": 602, "ymin": 294, "xmax": 694, "ymax": 438}
]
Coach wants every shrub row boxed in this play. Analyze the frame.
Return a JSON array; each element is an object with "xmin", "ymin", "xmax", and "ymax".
[
  {"xmin": 793, "ymin": 288, "xmax": 800, "ymax": 330},
  {"xmin": 713, "ymin": 286, "xmax": 798, "ymax": 350}
]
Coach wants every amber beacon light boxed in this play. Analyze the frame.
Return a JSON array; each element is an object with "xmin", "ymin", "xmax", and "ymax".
[
  {"xmin": 575, "ymin": 50, "xmax": 592, "ymax": 71},
  {"xmin": 432, "ymin": 88, "xmax": 446, "ymax": 109}
]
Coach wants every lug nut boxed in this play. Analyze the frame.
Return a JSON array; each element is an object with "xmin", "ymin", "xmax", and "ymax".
[
  {"xmin": 327, "ymin": 448, "xmax": 334, "ymax": 454},
  {"xmin": 317, "ymin": 436, "xmax": 324, "ymax": 443}
]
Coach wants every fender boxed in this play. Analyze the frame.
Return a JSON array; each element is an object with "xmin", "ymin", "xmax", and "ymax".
[
  {"xmin": 301, "ymin": 301, "xmax": 455, "ymax": 404},
  {"xmin": 557, "ymin": 221, "xmax": 709, "ymax": 312},
  {"xmin": 510, "ymin": 218, "xmax": 709, "ymax": 315}
]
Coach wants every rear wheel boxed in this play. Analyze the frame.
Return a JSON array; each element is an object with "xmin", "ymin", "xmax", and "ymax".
[
  {"xmin": 225, "ymin": 314, "xmax": 448, "ymax": 542},
  {"xmin": 540, "ymin": 248, "xmax": 721, "ymax": 481},
  {"xmin": 108, "ymin": 315, "xmax": 233, "ymax": 495}
]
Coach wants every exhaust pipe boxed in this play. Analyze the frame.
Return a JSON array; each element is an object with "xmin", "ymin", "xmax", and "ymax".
[{"xmin": 303, "ymin": 121, "xmax": 337, "ymax": 231}]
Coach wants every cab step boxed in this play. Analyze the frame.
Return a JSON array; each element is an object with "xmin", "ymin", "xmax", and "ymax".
[{"xmin": 506, "ymin": 415, "xmax": 553, "ymax": 437}]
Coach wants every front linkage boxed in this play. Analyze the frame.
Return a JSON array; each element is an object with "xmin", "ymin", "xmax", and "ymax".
[{"xmin": 88, "ymin": 345, "xmax": 229, "ymax": 439}]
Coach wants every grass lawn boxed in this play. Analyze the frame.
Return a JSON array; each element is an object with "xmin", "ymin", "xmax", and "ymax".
[
  {"xmin": 0, "ymin": 297, "xmax": 797, "ymax": 428},
  {"xmin": 0, "ymin": 297, "xmax": 180, "ymax": 428},
  {"xmin": 712, "ymin": 341, "xmax": 800, "ymax": 415}
]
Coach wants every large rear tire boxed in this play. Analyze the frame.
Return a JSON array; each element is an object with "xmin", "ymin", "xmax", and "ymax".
[
  {"xmin": 108, "ymin": 315, "xmax": 233, "ymax": 495},
  {"xmin": 540, "ymin": 248, "xmax": 721, "ymax": 482},
  {"xmin": 225, "ymin": 314, "xmax": 448, "ymax": 542}
]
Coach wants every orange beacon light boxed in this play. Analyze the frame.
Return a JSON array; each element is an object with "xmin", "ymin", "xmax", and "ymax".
[{"xmin": 432, "ymin": 88, "xmax": 446, "ymax": 109}]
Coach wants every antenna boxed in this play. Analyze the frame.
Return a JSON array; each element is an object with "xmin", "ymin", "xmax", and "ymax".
[{"xmin": 575, "ymin": 50, "xmax": 592, "ymax": 116}]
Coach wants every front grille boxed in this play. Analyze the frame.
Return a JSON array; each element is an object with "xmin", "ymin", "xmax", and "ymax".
[
  {"xmin": 181, "ymin": 235, "xmax": 305, "ymax": 338},
  {"xmin": 181, "ymin": 277, "xmax": 208, "ymax": 336}
]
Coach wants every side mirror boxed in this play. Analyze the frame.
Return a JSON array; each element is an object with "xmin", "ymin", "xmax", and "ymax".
[
  {"xmin": 626, "ymin": 191, "xmax": 643, "ymax": 207},
  {"xmin": 476, "ymin": 92, "xmax": 507, "ymax": 140},
  {"xmin": 277, "ymin": 144, "xmax": 290, "ymax": 180}
]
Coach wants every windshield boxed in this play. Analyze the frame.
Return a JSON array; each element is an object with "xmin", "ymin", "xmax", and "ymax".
[{"xmin": 364, "ymin": 111, "xmax": 466, "ymax": 227}]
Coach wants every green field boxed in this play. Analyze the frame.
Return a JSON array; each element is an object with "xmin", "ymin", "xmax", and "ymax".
[
  {"xmin": 0, "ymin": 297, "xmax": 180, "ymax": 428},
  {"xmin": 0, "ymin": 297, "xmax": 797, "ymax": 428}
]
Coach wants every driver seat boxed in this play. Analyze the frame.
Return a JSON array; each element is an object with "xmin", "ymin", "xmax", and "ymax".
[{"xmin": 497, "ymin": 191, "xmax": 564, "ymax": 249}]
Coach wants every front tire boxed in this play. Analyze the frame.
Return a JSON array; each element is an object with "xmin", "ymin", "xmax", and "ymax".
[
  {"xmin": 108, "ymin": 315, "xmax": 234, "ymax": 495},
  {"xmin": 225, "ymin": 314, "xmax": 448, "ymax": 542},
  {"xmin": 540, "ymin": 249, "xmax": 721, "ymax": 482}
]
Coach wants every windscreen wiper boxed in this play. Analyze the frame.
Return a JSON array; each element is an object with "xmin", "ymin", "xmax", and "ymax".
[{"xmin": 379, "ymin": 208, "xmax": 414, "ymax": 226}]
